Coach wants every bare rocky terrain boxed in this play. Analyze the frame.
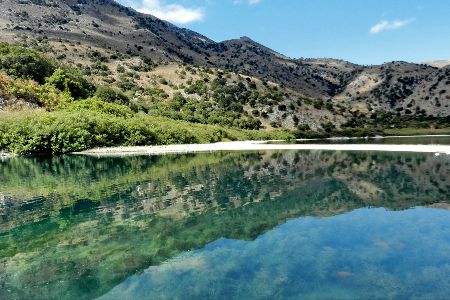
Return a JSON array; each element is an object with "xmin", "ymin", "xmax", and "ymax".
[{"xmin": 0, "ymin": 0, "xmax": 449, "ymax": 123}]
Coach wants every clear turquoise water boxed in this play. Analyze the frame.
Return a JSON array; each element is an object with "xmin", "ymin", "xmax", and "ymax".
[
  {"xmin": 0, "ymin": 149, "xmax": 449, "ymax": 299},
  {"xmin": 101, "ymin": 208, "xmax": 450, "ymax": 300}
]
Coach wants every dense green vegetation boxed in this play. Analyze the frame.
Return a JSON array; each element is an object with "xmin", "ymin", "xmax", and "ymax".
[
  {"xmin": 293, "ymin": 111, "xmax": 450, "ymax": 139},
  {"xmin": 0, "ymin": 42, "xmax": 54, "ymax": 83},
  {"xmin": 139, "ymin": 75, "xmax": 288, "ymax": 130},
  {"xmin": 344, "ymin": 110, "xmax": 450, "ymax": 131},
  {"xmin": 383, "ymin": 127, "xmax": 450, "ymax": 136},
  {"xmin": 0, "ymin": 42, "xmax": 292, "ymax": 154},
  {"xmin": 0, "ymin": 107, "xmax": 292, "ymax": 155}
]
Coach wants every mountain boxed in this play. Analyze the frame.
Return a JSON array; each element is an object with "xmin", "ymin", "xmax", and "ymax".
[
  {"xmin": 423, "ymin": 60, "xmax": 450, "ymax": 68},
  {"xmin": 0, "ymin": 0, "xmax": 449, "ymax": 122},
  {"xmin": 0, "ymin": 0, "xmax": 361, "ymax": 98}
]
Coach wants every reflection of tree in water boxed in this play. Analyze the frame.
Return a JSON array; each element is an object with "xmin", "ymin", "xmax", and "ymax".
[{"xmin": 0, "ymin": 150, "xmax": 449, "ymax": 300}]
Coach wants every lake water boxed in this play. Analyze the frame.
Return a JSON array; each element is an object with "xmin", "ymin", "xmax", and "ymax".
[
  {"xmin": 1, "ymin": 149, "xmax": 449, "ymax": 299},
  {"xmin": 297, "ymin": 135, "xmax": 450, "ymax": 145}
]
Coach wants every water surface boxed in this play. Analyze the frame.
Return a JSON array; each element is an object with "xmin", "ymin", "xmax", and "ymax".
[
  {"xmin": 297, "ymin": 135, "xmax": 450, "ymax": 145},
  {"xmin": 0, "ymin": 150, "xmax": 449, "ymax": 299},
  {"xmin": 101, "ymin": 208, "xmax": 450, "ymax": 300}
]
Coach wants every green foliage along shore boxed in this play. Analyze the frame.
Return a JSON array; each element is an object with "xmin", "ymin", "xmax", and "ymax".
[{"xmin": 0, "ymin": 101, "xmax": 293, "ymax": 155}]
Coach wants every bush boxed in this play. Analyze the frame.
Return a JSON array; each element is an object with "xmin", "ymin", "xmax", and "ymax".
[
  {"xmin": 293, "ymin": 130, "xmax": 329, "ymax": 139},
  {"xmin": 0, "ymin": 110, "xmax": 294, "ymax": 155},
  {"xmin": 116, "ymin": 64, "xmax": 125, "ymax": 73},
  {"xmin": 118, "ymin": 78, "xmax": 138, "ymax": 92},
  {"xmin": 185, "ymin": 80, "xmax": 207, "ymax": 95},
  {"xmin": 338, "ymin": 128, "xmax": 382, "ymax": 137},
  {"xmin": 144, "ymin": 87, "xmax": 169, "ymax": 99},
  {"xmin": 297, "ymin": 124, "xmax": 311, "ymax": 131},
  {"xmin": 321, "ymin": 122, "xmax": 335, "ymax": 133},
  {"xmin": 169, "ymin": 92, "xmax": 187, "ymax": 111},
  {"xmin": 0, "ymin": 73, "xmax": 72, "ymax": 109},
  {"xmin": 62, "ymin": 98, "xmax": 133, "ymax": 117},
  {"xmin": 9, "ymin": 82, "xmax": 73, "ymax": 109},
  {"xmin": 313, "ymin": 100, "xmax": 324, "ymax": 109},
  {"xmin": 278, "ymin": 104, "xmax": 287, "ymax": 111},
  {"xmin": 0, "ymin": 42, "xmax": 55, "ymax": 84},
  {"xmin": 46, "ymin": 68, "xmax": 95, "ymax": 99},
  {"xmin": 94, "ymin": 85, "xmax": 129, "ymax": 105}
]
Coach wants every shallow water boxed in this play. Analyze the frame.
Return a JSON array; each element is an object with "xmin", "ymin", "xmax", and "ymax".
[
  {"xmin": 0, "ymin": 150, "xmax": 449, "ymax": 300},
  {"xmin": 297, "ymin": 135, "xmax": 450, "ymax": 145}
]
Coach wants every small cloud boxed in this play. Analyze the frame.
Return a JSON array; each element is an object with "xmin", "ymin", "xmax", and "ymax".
[
  {"xmin": 134, "ymin": 0, "xmax": 204, "ymax": 24},
  {"xmin": 369, "ymin": 18, "xmax": 415, "ymax": 34}
]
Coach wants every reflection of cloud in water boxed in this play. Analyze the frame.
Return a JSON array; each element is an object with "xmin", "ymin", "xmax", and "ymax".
[
  {"xmin": 101, "ymin": 207, "xmax": 450, "ymax": 300},
  {"xmin": 152, "ymin": 253, "xmax": 208, "ymax": 274}
]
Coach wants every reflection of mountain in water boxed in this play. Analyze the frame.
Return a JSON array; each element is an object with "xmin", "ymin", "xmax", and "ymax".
[
  {"xmin": 0, "ymin": 150, "xmax": 449, "ymax": 300},
  {"xmin": 101, "ymin": 208, "xmax": 450, "ymax": 300}
]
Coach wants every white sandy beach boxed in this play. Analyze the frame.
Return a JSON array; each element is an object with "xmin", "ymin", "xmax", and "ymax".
[{"xmin": 75, "ymin": 140, "xmax": 450, "ymax": 157}]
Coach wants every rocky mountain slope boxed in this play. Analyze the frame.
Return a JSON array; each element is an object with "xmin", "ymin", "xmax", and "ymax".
[{"xmin": 0, "ymin": 0, "xmax": 449, "ymax": 120}]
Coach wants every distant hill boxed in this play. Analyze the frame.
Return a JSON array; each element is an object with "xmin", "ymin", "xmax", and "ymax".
[{"xmin": 423, "ymin": 60, "xmax": 450, "ymax": 68}]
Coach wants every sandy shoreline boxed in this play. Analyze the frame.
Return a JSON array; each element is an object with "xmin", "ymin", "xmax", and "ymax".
[{"xmin": 74, "ymin": 141, "xmax": 450, "ymax": 157}]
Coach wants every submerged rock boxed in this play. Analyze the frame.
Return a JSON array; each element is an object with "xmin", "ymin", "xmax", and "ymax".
[{"xmin": 335, "ymin": 271, "xmax": 353, "ymax": 277}]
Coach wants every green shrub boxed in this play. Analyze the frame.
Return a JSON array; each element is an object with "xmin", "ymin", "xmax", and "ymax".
[
  {"xmin": 159, "ymin": 78, "xmax": 168, "ymax": 85},
  {"xmin": 0, "ymin": 42, "xmax": 55, "ymax": 84},
  {"xmin": 0, "ymin": 73, "xmax": 72, "ymax": 109},
  {"xmin": 293, "ymin": 130, "xmax": 329, "ymax": 139},
  {"xmin": 169, "ymin": 92, "xmax": 187, "ymax": 111},
  {"xmin": 9, "ymin": 82, "xmax": 73, "ymax": 109},
  {"xmin": 313, "ymin": 100, "xmax": 324, "ymax": 109},
  {"xmin": 46, "ymin": 68, "xmax": 95, "ymax": 99},
  {"xmin": 270, "ymin": 121, "xmax": 279, "ymax": 128},
  {"xmin": 278, "ymin": 104, "xmax": 287, "ymax": 111},
  {"xmin": 144, "ymin": 87, "xmax": 169, "ymax": 99},
  {"xmin": 0, "ymin": 110, "xmax": 293, "ymax": 155},
  {"xmin": 116, "ymin": 64, "xmax": 126, "ymax": 73},
  {"xmin": 94, "ymin": 85, "xmax": 129, "ymax": 105},
  {"xmin": 321, "ymin": 122, "xmax": 335, "ymax": 133},
  {"xmin": 185, "ymin": 80, "xmax": 207, "ymax": 95},
  {"xmin": 297, "ymin": 124, "xmax": 311, "ymax": 131},
  {"xmin": 118, "ymin": 78, "xmax": 138, "ymax": 92},
  {"xmin": 62, "ymin": 98, "xmax": 133, "ymax": 117}
]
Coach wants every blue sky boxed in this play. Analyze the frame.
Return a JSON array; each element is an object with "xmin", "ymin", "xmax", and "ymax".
[{"xmin": 117, "ymin": 0, "xmax": 450, "ymax": 65}]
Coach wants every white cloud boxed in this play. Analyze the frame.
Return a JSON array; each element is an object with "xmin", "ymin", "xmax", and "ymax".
[
  {"xmin": 247, "ymin": 0, "xmax": 261, "ymax": 4},
  {"xmin": 134, "ymin": 0, "xmax": 204, "ymax": 24},
  {"xmin": 369, "ymin": 18, "xmax": 415, "ymax": 34}
]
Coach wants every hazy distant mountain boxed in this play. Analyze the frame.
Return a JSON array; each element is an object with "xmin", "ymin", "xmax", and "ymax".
[
  {"xmin": 423, "ymin": 60, "xmax": 450, "ymax": 68},
  {"xmin": 1, "ymin": 0, "xmax": 449, "ymax": 117}
]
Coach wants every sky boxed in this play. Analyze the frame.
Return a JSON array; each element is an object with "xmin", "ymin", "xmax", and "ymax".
[{"xmin": 116, "ymin": 0, "xmax": 450, "ymax": 65}]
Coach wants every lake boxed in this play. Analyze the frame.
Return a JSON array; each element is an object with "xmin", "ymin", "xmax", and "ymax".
[
  {"xmin": 1, "ymin": 149, "xmax": 449, "ymax": 299},
  {"xmin": 297, "ymin": 135, "xmax": 450, "ymax": 145}
]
